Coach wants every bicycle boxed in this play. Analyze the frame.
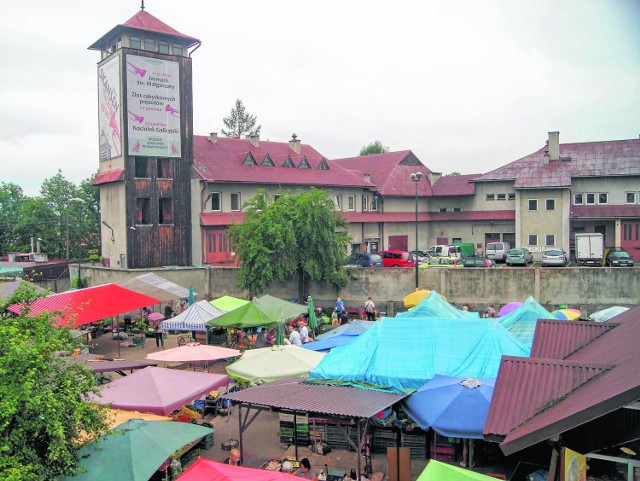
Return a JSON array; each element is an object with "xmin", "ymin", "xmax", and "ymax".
[{"xmin": 177, "ymin": 333, "xmax": 196, "ymax": 346}]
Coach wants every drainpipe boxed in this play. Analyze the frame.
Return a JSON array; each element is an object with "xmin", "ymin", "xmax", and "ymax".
[{"xmin": 200, "ymin": 181, "xmax": 208, "ymax": 265}]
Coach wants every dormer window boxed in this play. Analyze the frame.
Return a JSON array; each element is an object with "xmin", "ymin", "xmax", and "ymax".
[
  {"xmin": 144, "ymin": 39, "xmax": 154, "ymax": 51},
  {"xmin": 243, "ymin": 153, "xmax": 257, "ymax": 166},
  {"xmin": 262, "ymin": 154, "xmax": 275, "ymax": 167},
  {"xmin": 130, "ymin": 36, "xmax": 141, "ymax": 49},
  {"xmin": 299, "ymin": 157, "xmax": 311, "ymax": 169},
  {"xmin": 282, "ymin": 156, "xmax": 295, "ymax": 168},
  {"xmin": 318, "ymin": 159, "xmax": 329, "ymax": 170},
  {"xmin": 158, "ymin": 41, "xmax": 169, "ymax": 54}
]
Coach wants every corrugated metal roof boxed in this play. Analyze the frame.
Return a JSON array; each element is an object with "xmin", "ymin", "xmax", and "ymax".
[
  {"xmin": 530, "ymin": 320, "xmax": 615, "ymax": 359},
  {"xmin": 431, "ymin": 174, "xmax": 480, "ymax": 196},
  {"xmin": 223, "ymin": 377, "xmax": 406, "ymax": 418},
  {"xmin": 91, "ymin": 169, "xmax": 124, "ymax": 186},
  {"xmin": 7, "ymin": 283, "xmax": 160, "ymax": 327},
  {"xmin": 473, "ymin": 138, "xmax": 640, "ymax": 188},
  {"xmin": 193, "ymin": 136, "xmax": 372, "ymax": 189},
  {"xmin": 491, "ymin": 305, "xmax": 640, "ymax": 455},
  {"xmin": 89, "ymin": 10, "xmax": 200, "ymax": 50},
  {"xmin": 333, "ymin": 151, "xmax": 434, "ymax": 197},
  {"xmin": 483, "ymin": 356, "xmax": 611, "ymax": 442}
]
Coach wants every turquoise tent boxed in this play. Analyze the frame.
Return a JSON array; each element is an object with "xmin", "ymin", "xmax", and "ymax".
[
  {"xmin": 496, "ymin": 296, "xmax": 554, "ymax": 349},
  {"xmin": 397, "ymin": 291, "xmax": 479, "ymax": 319},
  {"xmin": 310, "ymin": 317, "xmax": 528, "ymax": 393}
]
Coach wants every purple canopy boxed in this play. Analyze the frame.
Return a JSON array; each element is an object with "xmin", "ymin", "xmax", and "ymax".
[
  {"xmin": 90, "ymin": 366, "xmax": 228, "ymax": 415},
  {"xmin": 497, "ymin": 302, "xmax": 523, "ymax": 317}
]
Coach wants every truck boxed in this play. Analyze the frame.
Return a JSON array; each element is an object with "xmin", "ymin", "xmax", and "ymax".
[{"xmin": 575, "ymin": 233, "xmax": 604, "ymax": 266}]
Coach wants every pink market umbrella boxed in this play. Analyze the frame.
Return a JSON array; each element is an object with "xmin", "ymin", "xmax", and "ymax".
[
  {"xmin": 146, "ymin": 343, "xmax": 240, "ymax": 363},
  {"xmin": 147, "ymin": 312, "xmax": 165, "ymax": 327},
  {"xmin": 497, "ymin": 302, "xmax": 522, "ymax": 317}
]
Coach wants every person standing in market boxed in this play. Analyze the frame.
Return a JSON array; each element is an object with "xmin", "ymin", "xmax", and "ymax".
[
  {"xmin": 364, "ymin": 297, "xmax": 376, "ymax": 322},
  {"xmin": 294, "ymin": 458, "xmax": 318, "ymax": 480},
  {"xmin": 298, "ymin": 319, "xmax": 312, "ymax": 343},
  {"xmin": 154, "ymin": 322, "xmax": 164, "ymax": 348},
  {"xmin": 286, "ymin": 324, "xmax": 302, "ymax": 347},
  {"xmin": 335, "ymin": 297, "xmax": 344, "ymax": 319},
  {"xmin": 223, "ymin": 448, "xmax": 242, "ymax": 466}
]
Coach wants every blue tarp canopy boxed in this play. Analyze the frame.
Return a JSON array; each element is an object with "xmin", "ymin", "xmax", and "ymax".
[
  {"xmin": 302, "ymin": 334, "xmax": 358, "ymax": 352},
  {"xmin": 397, "ymin": 291, "xmax": 479, "ymax": 319},
  {"xmin": 310, "ymin": 317, "xmax": 528, "ymax": 393},
  {"xmin": 496, "ymin": 296, "xmax": 554, "ymax": 350},
  {"xmin": 161, "ymin": 300, "xmax": 225, "ymax": 332},
  {"xmin": 315, "ymin": 320, "xmax": 375, "ymax": 340}
]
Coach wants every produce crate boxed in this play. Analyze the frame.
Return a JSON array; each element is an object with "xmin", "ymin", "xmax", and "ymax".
[{"xmin": 279, "ymin": 411, "xmax": 309, "ymax": 424}]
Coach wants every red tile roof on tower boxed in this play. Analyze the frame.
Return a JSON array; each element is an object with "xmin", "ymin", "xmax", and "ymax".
[
  {"xmin": 91, "ymin": 169, "xmax": 124, "ymax": 186},
  {"xmin": 193, "ymin": 136, "xmax": 373, "ymax": 188},
  {"xmin": 473, "ymin": 138, "xmax": 640, "ymax": 188},
  {"xmin": 333, "ymin": 151, "xmax": 433, "ymax": 196},
  {"xmin": 431, "ymin": 173, "xmax": 481, "ymax": 196},
  {"xmin": 89, "ymin": 10, "xmax": 200, "ymax": 50}
]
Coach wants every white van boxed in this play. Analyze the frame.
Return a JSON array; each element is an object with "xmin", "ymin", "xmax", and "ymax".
[
  {"xmin": 430, "ymin": 245, "xmax": 462, "ymax": 259},
  {"xmin": 486, "ymin": 242, "xmax": 511, "ymax": 262}
]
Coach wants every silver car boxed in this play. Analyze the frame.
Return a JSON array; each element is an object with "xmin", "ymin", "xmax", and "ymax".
[{"xmin": 541, "ymin": 248, "xmax": 567, "ymax": 267}]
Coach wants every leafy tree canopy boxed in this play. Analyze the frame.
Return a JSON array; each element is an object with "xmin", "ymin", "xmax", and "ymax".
[
  {"xmin": 359, "ymin": 140, "xmax": 389, "ymax": 156},
  {"xmin": 221, "ymin": 98, "xmax": 261, "ymax": 138},
  {"xmin": 227, "ymin": 189, "xmax": 349, "ymax": 301},
  {"xmin": 446, "ymin": 171, "xmax": 461, "ymax": 176},
  {"xmin": 0, "ymin": 283, "xmax": 110, "ymax": 480}
]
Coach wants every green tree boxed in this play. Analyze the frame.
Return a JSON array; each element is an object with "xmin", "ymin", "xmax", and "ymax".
[
  {"xmin": 221, "ymin": 98, "xmax": 261, "ymax": 138},
  {"xmin": 359, "ymin": 140, "xmax": 389, "ymax": 156},
  {"xmin": 0, "ymin": 284, "xmax": 110, "ymax": 480},
  {"xmin": 0, "ymin": 183, "xmax": 26, "ymax": 255},
  {"xmin": 227, "ymin": 189, "xmax": 349, "ymax": 301},
  {"xmin": 446, "ymin": 171, "xmax": 461, "ymax": 176}
]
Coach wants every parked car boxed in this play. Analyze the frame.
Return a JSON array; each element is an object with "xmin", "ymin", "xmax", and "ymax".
[
  {"xmin": 410, "ymin": 250, "xmax": 432, "ymax": 264},
  {"xmin": 344, "ymin": 252, "xmax": 383, "ymax": 268},
  {"xmin": 420, "ymin": 256, "xmax": 464, "ymax": 268},
  {"xmin": 378, "ymin": 250, "xmax": 416, "ymax": 267},
  {"xmin": 541, "ymin": 248, "xmax": 568, "ymax": 267},
  {"xmin": 605, "ymin": 248, "xmax": 634, "ymax": 267},
  {"xmin": 486, "ymin": 242, "xmax": 511, "ymax": 262},
  {"xmin": 461, "ymin": 256, "xmax": 496, "ymax": 268},
  {"xmin": 506, "ymin": 248, "xmax": 533, "ymax": 266},
  {"xmin": 429, "ymin": 245, "xmax": 462, "ymax": 258}
]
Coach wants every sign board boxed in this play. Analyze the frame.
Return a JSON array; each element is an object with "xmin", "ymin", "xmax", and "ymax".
[
  {"xmin": 561, "ymin": 447, "xmax": 587, "ymax": 481},
  {"xmin": 125, "ymin": 55, "xmax": 181, "ymax": 157},
  {"xmin": 97, "ymin": 54, "xmax": 122, "ymax": 161}
]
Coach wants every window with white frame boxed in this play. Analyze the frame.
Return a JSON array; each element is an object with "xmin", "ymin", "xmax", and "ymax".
[
  {"xmin": 597, "ymin": 193, "xmax": 608, "ymax": 204},
  {"xmin": 439, "ymin": 208, "xmax": 447, "ymax": 213},
  {"xmin": 334, "ymin": 195, "xmax": 342, "ymax": 210},
  {"xmin": 586, "ymin": 193, "xmax": 596, "ymax": 205},
  {"xmin": 230, "ymin": 193, "xmax": 241, "ymax": 211},
  {"xmin": 210, "ymin": 192, "xmax": 221, "ymax": 211},
  {"xmin": 545, "ymin": 234, "xmax": 555, "ymax": 246},
  {"xmin": 371, "ymin": 196, "xmax": 379, "ymax": 212},
  {"xmin": 158, "ymin": 41, "xmax": 169, "ymax": 54},
  {"xmin": 508, "ymin": 193, "xmax": 516, "ymax": 201},
  {"xmin": 362, "ymin": 196, "xmax": 369, "ymax": 212},
  {"xmin": 173, "ymin": 44, "xmax": 183, "ymax": 56},
  {"xmin": 528, "ymin": 234, "xmax": 538, "ymax": 245},
  {"xmin": 574, "ymin": 193, "xmax": 584, "ymax": 205},
  {"xmin": 546, "ymin": 199, "xmax": 556, "ymax": 211},
  {"xmin": 626, "ymin": 192, "xmax": 637, "ymax": 204},
  {"xmin": 496, "ymin": 194, "xmax": 506, "ymax": 201},
  {"xmin": 130, "ymin": 36, "xmax": 141, "ymax": 49},
  {"xmin": 486, "ymin": 194, "xmax": 495, "ymax": 201},
  {"xmin": 453, "ymin": 207, "xmax": 461, "ymax": 212},
  {"xmin": 528, "ymin": 199, "xmax": 538, "ymax": 211},
  {"xmin": 348, "ymin": 195, "xmax": 356, "ymax": 211},
  {"xmin": 144, "ymin": 39, "xmax": 154, "ymax": 51}
]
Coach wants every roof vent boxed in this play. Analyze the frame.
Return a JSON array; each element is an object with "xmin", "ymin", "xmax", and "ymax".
[
  {"xmin": 364, "ymin": 173, "xmax": 371, "ymax": 183},
  {"xmin": 209, "ymin": 132, "xmax": 218, "ymax": 144},
  {"xmin": 289, "ymin": 133, "xmax": 301, "ymax": 154}
]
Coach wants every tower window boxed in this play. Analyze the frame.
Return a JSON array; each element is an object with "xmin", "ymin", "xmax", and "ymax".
[
  {"xmin": 157, "ymin": 158, "xmax": 172, "ymax": 179},
  {"xmin": 158, "ymin": 41, "xmax": 169, "ymax": 54},
  {"xmin": 210, "ymin": 192, "xmax": 221, "ymax": 211},
  {"xmin": 144, "ymin": 39, "xmax": 154, "ymax": 51},
  {"xmin": 159, "ymin": 198, "xmax": 173, "ymax": 224},
  {"xmin": 136, "ymin": 198, "xmax": 151, "ymax": 224},
  {"xmin": 135, "ymin": 158, "xmax": 150, "ymax": 178},
  {"xmin": 173, "ymin": 44, "xmax": 183, "ymax": 56},
  {"xmin": 130, "ymin": 36, "xmax": 141, "ymax": 49}
]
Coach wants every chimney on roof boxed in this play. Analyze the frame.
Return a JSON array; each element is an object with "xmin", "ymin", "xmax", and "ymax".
[
  {"xmin": 209, "ymin": 132, "xmax": 218, "ymax": 144},
  {"xmin": 249, "ymin": 135, "xmax": 259, "ymax": 148},
  {"xmin": 364, "ymin": 173, "xmax": 371, "ymax": 183},
  {"xmin": 289, "ymin": 133, "xmax": 301, "ymax": 154},
  {"xmin": 548, "ymin": 131, "xmax": 560, "ymax": 162},
  {"xmin": 427, "ymin": 172, "xmax": 442, "ymax": 185}
]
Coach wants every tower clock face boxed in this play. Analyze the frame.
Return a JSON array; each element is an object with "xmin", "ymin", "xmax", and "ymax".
[{"xmin": 125, "ymin": 54, "xmax": 182, "ymax": 158}]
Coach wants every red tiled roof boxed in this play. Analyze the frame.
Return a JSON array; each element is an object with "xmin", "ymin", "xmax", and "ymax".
[
  {"xmin": 474, "ymin": 138, "xmax": 640, "ymax": 188},
  {"xmin": 492, "ymin": 305, "xmax": 640, "ymax": 455},
  {"xmin": 8, "ymin": 284, "xmax": 160, "ymax": 327},
  {"xmin": 200, "ymin": 212, "xmax": 245, "ymax": 227},
  {"xmin": 333, "ymin": 151, "xmax": 433, "ymax": 196},
  {"xmin": 431, "ymin": 174, "xmax": 481, "ymax": 196},
  {"xmin": 89, "ymin": 10, "xmax": 200, "ymax": 50},
  {"xmin": 571, "ymin": 204, "xmax": 640, "ymax": 219},
  {"xmin": 193, "ymin": 136, "xmax": 372, "ymax": 188},
  {"xmin": 483, "ymin": 356, "xmax": 611, "ymax": 443},
  {"xmin": 91, "ymin": 169, "xmax": 124, "ymax": 186}
]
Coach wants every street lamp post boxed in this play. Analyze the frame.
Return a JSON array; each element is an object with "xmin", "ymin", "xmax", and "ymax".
[
  {"xmin": 410, "ymin": 172, "xmax": 423, "ymax": 290},
  {"xmin": 70, "ymin": 198, "xmax": 85, "ymax": 287}
]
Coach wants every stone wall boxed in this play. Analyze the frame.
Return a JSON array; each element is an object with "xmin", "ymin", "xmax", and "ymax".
[{"xmin": 81, "ymin": 265, "xmax": 639, "ymax": 317}]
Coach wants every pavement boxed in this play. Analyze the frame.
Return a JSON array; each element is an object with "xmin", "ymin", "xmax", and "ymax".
[{"xmin": 88, "ymin": 331, "xmax": 505, "ymax": 480}]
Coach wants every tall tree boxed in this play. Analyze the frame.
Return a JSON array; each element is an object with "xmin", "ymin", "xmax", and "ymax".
[
  {"xmin": 359, "ymin": 140, "xmax": 389, "ymax": 156},
  {"xmin": 0, "ymin": 182, "xmax": 26, "ymax": 255},
  {"xmin": 227, "ymin": 189, "xmax": 349, "ymax": 301},
  {"xmin": 0, "ymin": 284, "xmax": 110, "ymax": 480},
  {"xmin": 221, "ymin": 98, "xmax": 261, "ymax": 138}
]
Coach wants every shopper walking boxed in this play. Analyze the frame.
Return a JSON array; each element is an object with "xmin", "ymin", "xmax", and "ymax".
[{"xmin": 364, "ymin": 297, "xmax": 376, "ymax": 322}]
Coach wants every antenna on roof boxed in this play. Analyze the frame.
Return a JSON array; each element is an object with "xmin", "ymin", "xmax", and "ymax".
[{"xmin": 141, "ymin": 0, "xmax": 145, "ymax": 11}]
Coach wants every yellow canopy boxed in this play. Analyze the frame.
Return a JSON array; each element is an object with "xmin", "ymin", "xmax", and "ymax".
[
  {"xmin": 403, "ymin": 289, "xmax": 432, "ymax": 308},
  {"xmin": 77, "ymin": 408, "xmax": 172, "ymax": 444}
]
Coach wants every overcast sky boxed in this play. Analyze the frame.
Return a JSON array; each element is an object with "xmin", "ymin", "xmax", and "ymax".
[{"xmin": 2, "ymin": 0, "xmax": 639, "ymax": 196}]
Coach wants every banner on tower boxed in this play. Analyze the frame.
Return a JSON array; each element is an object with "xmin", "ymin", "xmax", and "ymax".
[
  {"xmin": 125, "ymin": 54, "xmax": 181, "ymax": 158},
  {"xmin": 97, "ymin": 55, "xmax": 122, "ymax": 161}
]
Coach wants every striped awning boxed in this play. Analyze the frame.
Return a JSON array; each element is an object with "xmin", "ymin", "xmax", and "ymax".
[{"xmin": 161, "ymin": 300, "xmax": 225, "ymax": 332}]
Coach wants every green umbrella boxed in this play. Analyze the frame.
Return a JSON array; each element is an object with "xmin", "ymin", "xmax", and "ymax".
[
  {"xmin": 64, "ymin": 419, "xmax": 213, "ymax": 481},
  {"xmin": 417, "ymin": 460, "xmax": 500, "ymax": 481},
  {"xmin": 307, "ymin": 295, "xmax": 318, "ymax": 337},
  {"xmin": 210, "ymin": 295, "xmax": 250, "ymax": 312}
]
